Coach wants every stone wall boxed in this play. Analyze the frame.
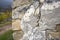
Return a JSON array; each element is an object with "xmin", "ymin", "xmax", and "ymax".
[
  {"xmin": 12, "ymin": 0, "xmax": 33, "ymax": 8},
  {"xmin": 12, "ymin": 0, "xmax": 60, "ymax": 40}
]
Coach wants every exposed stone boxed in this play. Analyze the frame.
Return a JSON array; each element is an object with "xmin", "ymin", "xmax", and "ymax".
[
  {"xmin": 12, "ymin": 0, "xmax": 60, "ymax": 40},
  {"xmin": 13, "ymin": 31, "xmax": 24, "ymax": 40},
  {"xmin": 21, "ymin": 1, "xmax": 40, "ymax": 33},
  {"xmin": 56, "ymin": 24, "xmax": 60, "ymax": 32},
  {"xmin": 46, "ymin": 30, "xmax": 60, "ymax": 40},
  {"xmin": 39, "ymin": 2, "xmax": 60, "ymax": 30},
  {"xmin": 20, "ymin": 30, "xmax": 46, "ymax": 40},
  {"xmin": 12, "ymin": 4, "xmax": 31, "ymax": 19},
  {"xmin": 12, "ymin": 19, "xmax": 21, "ymax": 30},
  {"xmin": 20, "ymin": 1, "xmax": 46, "ymax": 40},
  {"xmin": 12, "ymin": 0, "xmax": 32, "ymax": 8},
  {"xmin": 20, "ymin": 1, "xmax": 60, "ymax": 40}
]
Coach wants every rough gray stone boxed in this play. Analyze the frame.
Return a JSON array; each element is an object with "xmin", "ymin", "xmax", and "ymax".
[
  {"xmin": 21, "ymin": 2, "xmax": 39, "ymax": 33},
  {"xmin": 20, "ymin": 1, "xmax": 60, "ymax": 40},
  {"xmin": 20, "ymin": 28, "xmax": 46, "ymax": 40},
  {"xmin": 20, "ymin": 1, "xmax": 46, "ymax": 40},
  {"xmin": 12, "ymin": 0, "xmax": 32, "ymax": 8},
  {"xmin": 39, "ymin": 2, "xmax": 60, "ymax": 30}
]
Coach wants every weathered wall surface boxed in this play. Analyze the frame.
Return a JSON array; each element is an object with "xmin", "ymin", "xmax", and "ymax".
[
  {"xmin": 12, "ymin": 0, "xmax": 33, "ymax": 40},
  {"xmin": 12, "ymin": 0, "xmax": 33, "ymax": 8},
  {"xmin": 20, "ymin": 1, "xmax": 60, "ymax": 40},
  {"xmin": 12, "ymin": 0, "xmax": 60, "ymax": 40}
]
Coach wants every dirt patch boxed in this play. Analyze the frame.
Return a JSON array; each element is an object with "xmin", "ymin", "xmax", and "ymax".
[{"xmin": 0, "ymin": 24, "xmax": 12, "ymax": 34}]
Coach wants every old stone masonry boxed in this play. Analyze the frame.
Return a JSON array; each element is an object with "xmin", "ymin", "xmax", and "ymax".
[{"xmin": 20, "ymin": 0, "xmax": 60, "ymax": 40}]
